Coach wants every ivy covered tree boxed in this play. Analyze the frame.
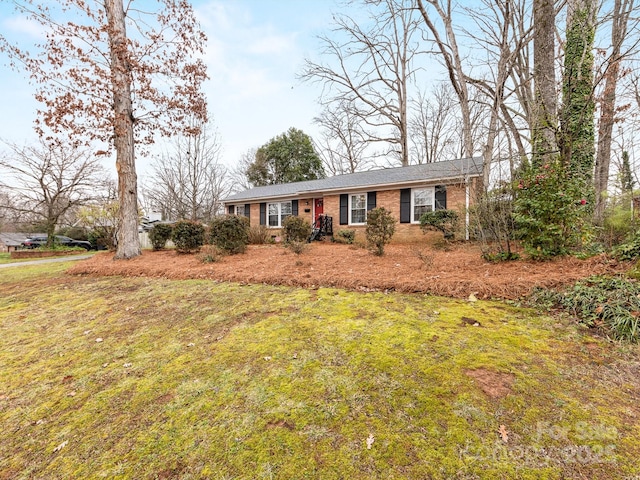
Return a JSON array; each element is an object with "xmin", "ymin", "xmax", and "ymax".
[
  {"xmin": 560, "ymin": 0, "xmax": 597, "ymax": 184},
  {"xmin": 246, "ymin": 128, "xmax": 325, "ymax": 186}
]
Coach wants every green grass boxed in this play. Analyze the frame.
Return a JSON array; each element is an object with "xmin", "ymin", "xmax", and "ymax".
[
  {"xmin": 0, "ymin": 252, "xmax": 39, "ymax": 264},
  {"xmin": 0, "ymin": 251, "xmax": 94, "ymax": 264},
  {"xmin": 1, "ymin": 264, "xmax": 639, "ymax": 479}
]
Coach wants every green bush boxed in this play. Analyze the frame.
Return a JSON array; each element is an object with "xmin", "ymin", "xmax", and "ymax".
[
  {"xmin": 601, "ymin": 204, "xmax": 634, "ymax": 248},
  {"xmin": 514, "ymin": 160, "xmax": 592, "ymax": 259},
  {"xmin": 365, "ymin": 207, "xmax": 396, "ymax": 256},
  {"xmin": 528, "ymin": 276, "xmax": 640, "ymax": 342},
  {"xmin": 88, "ymin": 227, "xmax": 115, "ymax": 251},
  {"xmin": 612, "ymin": 231, "xmax": 640, "ymax": 261},
  {"xmin": 334, "ymin": 229, "xmax": 355, "ymax": 244},
  {"xmin": 419, "ymin": 210, "xmax": 459, "ymax": 240},
  {"xmin": 56, "ymin": 226, "xmax": 89, "ymax": 241},
  {"xmin": 148, "ymin": 223, "xmax": 173, "ymax": 251},
  {"xmin": 171, "ymin": 220, "xmax": 205, "ymax": 254},
  {"xmin": 282, "ymin": 216, "xmax": 312, "ymax": 243},
  {"xmin": 207, "ymin": 215, "xmax": 250, "ymax": 254}
]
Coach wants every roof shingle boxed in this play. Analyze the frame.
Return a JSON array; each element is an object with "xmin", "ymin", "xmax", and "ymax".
[{"xmin": 225, "ymin": 156, "xmax": 483, "ymax": 203}]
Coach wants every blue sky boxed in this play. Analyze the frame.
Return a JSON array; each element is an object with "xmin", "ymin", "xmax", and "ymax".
[{"xmin": 0, "ymin": 0, "xmax": 345, "ymax": 179}]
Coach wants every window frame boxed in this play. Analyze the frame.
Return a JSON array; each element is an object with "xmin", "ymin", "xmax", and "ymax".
[
  {"xmin": 349, "ymin": 192, "xmax": 367, "ymax": 225},
  {"xmin": 267, "ymin": 201, "xmax": 292, "ymax": 228},
  {"xmin": 234, "ymin": 205, "xmax": 246, "ymax": 217},
  {"xmin": 411, "ymin": 187, "xmax": 435, "ymax": 224}
]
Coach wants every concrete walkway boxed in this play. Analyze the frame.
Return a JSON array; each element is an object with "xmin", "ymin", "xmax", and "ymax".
[{"xmin": 0, "ymin": 254, "xmax": 94, "ymax": 269}]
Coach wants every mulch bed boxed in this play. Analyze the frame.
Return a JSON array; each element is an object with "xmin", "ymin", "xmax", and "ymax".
[{"xmin": 66, "ymin": 242, "xmax": 631, "ymax": 300}]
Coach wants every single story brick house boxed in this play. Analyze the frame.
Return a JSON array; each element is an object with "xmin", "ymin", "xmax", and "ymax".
[{"xmin": 223, "ymin": 156, "xmax": 483, "ymax": 243}]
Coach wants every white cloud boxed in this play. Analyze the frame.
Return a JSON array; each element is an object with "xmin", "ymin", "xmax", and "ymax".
[{"xmin": 2, "ymin": 15, "xmax": 45, "ymax": 39}]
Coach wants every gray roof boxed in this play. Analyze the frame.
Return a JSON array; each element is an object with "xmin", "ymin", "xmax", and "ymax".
[
  {"xmin": 224, "ymin": 156, "xmax": 483, "ymax": 203},
  {"xmin": 0, "ymin": 233, "xmax": 30, "ymax": 247}
]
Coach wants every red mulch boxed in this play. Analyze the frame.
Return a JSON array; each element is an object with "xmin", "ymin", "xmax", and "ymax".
[{"xmin": 66, "ymin": 242, "xmax": 631, "ymax": 300}]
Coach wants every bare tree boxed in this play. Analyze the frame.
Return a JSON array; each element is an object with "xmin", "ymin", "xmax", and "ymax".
[
  {"xmin": 230, "ymin": 148, "xmax": 259, "ymax": 192},
  {"xmin": 144, "ymin": 122, "xmax": 230, "ymax": 222},
  {"xmin": 463, "ymin": 0, "xmax": 534, "ymax": 187},
  {"xmin": 409, "ymin": 83, "xmax": 459, "ymax": 163},
  {"xmin": 594, "ymin": 0, "xmax": 637, "ymax": 222},
  {"xmin": 0, "ymin": 1, "xmax": 208, "ymax": 259},
  {"xmin": 0, "ymin": 139, "xmax": 104, "ymax": 246},
  {"xmin": 301, "ymin": 0, "xmax": 421, "ymax": 166},
  {"xmin": 314, "ymin": 101, "xmax": 375, "ymax": 174},
  {"xmin": 416, "ymin": 0, "xmax": 476, "ymax": 160}
]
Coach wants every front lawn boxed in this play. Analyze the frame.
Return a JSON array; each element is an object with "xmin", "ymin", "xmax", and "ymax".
[{"xmin": 0, "ymin": 263, "xmax": 638, "ymax": 479}]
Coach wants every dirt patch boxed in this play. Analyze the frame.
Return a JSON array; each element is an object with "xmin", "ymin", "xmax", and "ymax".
[
  {"xmin": 66, "ymin": 242, "xmax": 629, "ymax": 300},
  {"xmin": 465, "ymin": 368, "xmax": 515, "ymax": 399}
]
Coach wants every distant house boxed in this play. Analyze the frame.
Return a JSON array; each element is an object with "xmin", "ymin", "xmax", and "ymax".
[
  {"xmin": 0, "ymin": 233, "xmax": 27, "ymax": 252},
  {"xmin": 223, "ymin": 157, "xmax": 483, "ymax": 243}
]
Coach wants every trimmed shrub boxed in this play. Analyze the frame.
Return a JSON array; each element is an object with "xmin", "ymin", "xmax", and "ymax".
[
  {"xmin": 208, "ymin": 215, "xmax": 250, "ymax": 254},
  {"xmin": 282, "ymin": 216, "xmax": 312, "ymax": 243},
  {"xmin": 334, "ymin": 229, "xmax": 355, "ymax": 244},
  {"xmin": 171, "ymin": 220, "xmax": 205, "ymax": 254},
  {"xmin": 365, "ymin": 207, "xmax": 396, "ymax": 256},
  {"xmin": 148, "ymin": 223, "xmax": 173, "ymax": 251},
  {"xmin": 420, "ymin": 209, "xmax": 459, "ymax": 240}
]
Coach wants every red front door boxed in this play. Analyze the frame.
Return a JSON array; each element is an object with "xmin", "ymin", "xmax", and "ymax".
[{"xmin": 314, "ymin": 198, "xmax": 324, "ymax": 223}]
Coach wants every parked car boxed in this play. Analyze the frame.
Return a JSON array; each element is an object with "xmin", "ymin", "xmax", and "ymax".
[{"xmin": 21, "ymin": 235, "xmax": 93, "ymax": 250}]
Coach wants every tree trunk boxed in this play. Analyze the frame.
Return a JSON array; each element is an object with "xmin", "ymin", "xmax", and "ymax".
[
  {"xmin": 594, "ymin": 0, "xmax": 632, "ymax": 222},
  {"xmin": 532, "ymin": 0, "xmax": 558, "ymax": 165},
  {"xmin": 105, "ymin": 0, "xmax": 141, "ymax": 259}
]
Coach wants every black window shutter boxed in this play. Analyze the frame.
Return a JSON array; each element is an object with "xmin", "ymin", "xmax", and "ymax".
[
  {"xmin": 400, "ymin": 188, "xmax": 411, "ymax": 223},
  {"xmin": 367, "ymin": 191, "xmax": 377, "ymax": 211},
  {"xmin": 259, "ymin": 202, "xmax": 266, "ymax": 225},
  {"xmin": 339, "ymin": 194, "xmax": 348, "ymax": 225},
  {"xmin": 292, "ymin": 200, "xmax": 298, "ymax": 216},
  {"xmin": 245, "ymin": 204, "xmax": 251, "ymax": 219},
  {"xmin": 228, "ymin": 205, "xmax": 234, "ymax": 214},
  {"xmin": 435, "ymin": 185, "xmax": 447, "ymax": 210}
]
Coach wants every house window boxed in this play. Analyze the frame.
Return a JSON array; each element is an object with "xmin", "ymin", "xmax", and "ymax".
[
  {"xmin": 268, "ymin": 201, "xmax": 292, "ymax": 227},
  {"xmin": 235, "ymin": 205, "xmax": 245, "ymax": 216},
  {"xmin": 350, "ymin": 193, "xmax": 367, "ymax": 224},
  {"xmin": 412, "ymin": 188, "xmax": 434, "ymax": 223}
]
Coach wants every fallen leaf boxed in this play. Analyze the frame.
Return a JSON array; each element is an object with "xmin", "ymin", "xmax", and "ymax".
[
  {"xmin": 53, "ymin": 440, "xmax": 68, "ymax": 453},
  {"xmin": 468, "ymin": 293, "xmax": 478, "ymax": 302},
  {"xmin": 187, "ymin": 342, "xmax": 195, "ymax": 347},
  {"xmin": 95, "ymin": 338, "xmax": 103, "ymax": 343},
  {"xmin": 263, "ymin": 356, "xmax": 272, "ymax": 361},
  {"xmin": 123, "ymin": 363, "xmax": 132, "ymax": 368},
  {"xmin": 67, "ymin": 391, "xmax": 76, "ymax": 397},
  {"xmin": 499, "ymin": 424, "xmax": 509, "ymax": 442},
  {"xmin": 366, "ymin": 433, "xmax": 375, "ymax": 449}
]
